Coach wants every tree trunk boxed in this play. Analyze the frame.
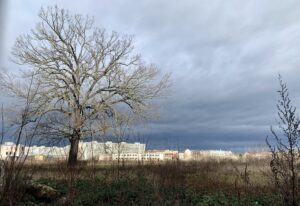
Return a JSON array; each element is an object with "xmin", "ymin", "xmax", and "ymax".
[
  {"xmin": 68, "ymin": 132, "xmax": 80, "ymax": 167},
  {"xmin": 68, "ymin": 106, "xmax": 82, "ymax": 167}
]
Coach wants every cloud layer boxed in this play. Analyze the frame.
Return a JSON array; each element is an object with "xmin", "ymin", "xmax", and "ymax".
[{"xmin": 3, "ymin": 0, "xmax": 300, "ymax": 151}]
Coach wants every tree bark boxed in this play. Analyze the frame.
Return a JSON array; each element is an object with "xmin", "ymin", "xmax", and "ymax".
[
  {"xmin": 68, "ymin": 131, "xmax": 80, "ymax": 167},
  {"xmin": 68, "ymin": 105, "xmax": 82, "ymax": 167}
]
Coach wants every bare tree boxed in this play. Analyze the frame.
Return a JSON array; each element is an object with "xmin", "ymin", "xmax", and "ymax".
[
  {"xmin": 2, "ymin": 6, "xmax": 170, "ymax": 167},
  {"xmin": 110, "ymin": 113, "xmax": 132, "ymax": 178},
  {"xmin": 266, "ymin": 75, "xmax": 300, "ymax": 206}
]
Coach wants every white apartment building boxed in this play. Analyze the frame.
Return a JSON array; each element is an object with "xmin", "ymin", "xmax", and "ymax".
[
  {"xmin": 142, "ymin": 152, "xmax": 164, "ymax": 161},
  {"xmin": 79, "ymin": 141, "xmax": 146, "ymax": 161},
  {"xmin": 0, "ymin": 141, "xmax": 146, "ymax": 161},
  {"xmin": 0, "ymin": 142, "xmax": 25, "ymax": 159},
  {"xmin": 112, "ymin": 153, "xmax": 142, "ymax": 161},
  {"xmin": 0, "ymin": 142, "xmax": 239, "ymax": 162},
  {"xmin": 140, "ymin": 150, "xmax": 179, "ymax": 161},
  {"xmin": 25, "ymin": 145, "xmax": 70, "ymax": 160}
]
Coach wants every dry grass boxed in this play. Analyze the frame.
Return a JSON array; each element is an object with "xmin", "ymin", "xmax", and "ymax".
[{"xmin": 13, "ymin": 157, "xmax": 283, "ymax": 205}]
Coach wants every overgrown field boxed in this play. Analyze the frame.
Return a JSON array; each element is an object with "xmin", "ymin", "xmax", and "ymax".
[{"xmin": 14, "ymin": 158, "xmax": 285, "ymax": 205}]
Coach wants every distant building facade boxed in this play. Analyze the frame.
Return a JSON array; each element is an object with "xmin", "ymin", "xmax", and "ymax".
[
  {"xmin": 0, "ymin": 142, "xmax": 245, "ymax": 162},
  {"xmin": 0, "ymin": 142, "xmax": 25, "ymax": 159},
  {"xmin": 181, "ymin": 149, "xmax": 238, "ymax": 161},
  {"xmin": 142, "ymin": 150, "xmax": 179, "ymax": 161},
  {"xmin": 78, "ymin": 141, "xmax": 146, "ymax": 161},
  {"xmin": 25, "ymin": 145, "xmax": 70, "ymax": 161},
  {"xmin": 0, "ymin": 141, "xmax": 145, "ymax": 161}
]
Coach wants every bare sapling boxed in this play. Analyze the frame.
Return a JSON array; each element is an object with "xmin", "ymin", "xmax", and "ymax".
[{"xmin": 266, "ymin": 75, "xmax": 300, "ymax": 206}]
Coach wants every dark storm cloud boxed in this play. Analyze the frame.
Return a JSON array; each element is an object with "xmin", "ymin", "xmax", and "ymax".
[{"xmin": 3, "ymin": 0, "xmax": 300, "ymax": 151}]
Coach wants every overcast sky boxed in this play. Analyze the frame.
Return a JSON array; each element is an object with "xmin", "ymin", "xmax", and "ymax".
[{"xmin": 2, "ymin": 0, "xmax": 300, "ymax": 151}]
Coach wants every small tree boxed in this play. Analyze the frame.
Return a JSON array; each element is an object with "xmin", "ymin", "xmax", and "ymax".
[
  {"xmin": 2, "ymin": 6, "xmax": 170, "ymax": 167},
  {"xmin": 0, "ymin": 75, "xmax": 42, "ymax": 205},
  {"xmin": 266, "ymin": 75, "xmax": 300, "ymax": 206}
]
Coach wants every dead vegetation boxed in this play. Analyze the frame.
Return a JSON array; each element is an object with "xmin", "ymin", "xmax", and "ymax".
[{"xmin": 2, "ymin": 158, "xmax": 278, "ymax": 205}]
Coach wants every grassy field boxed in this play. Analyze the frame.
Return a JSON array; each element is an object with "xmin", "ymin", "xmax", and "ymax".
[{"xmin": 13, "ymin": 157, "xmax": 284, "ymax": 206}]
